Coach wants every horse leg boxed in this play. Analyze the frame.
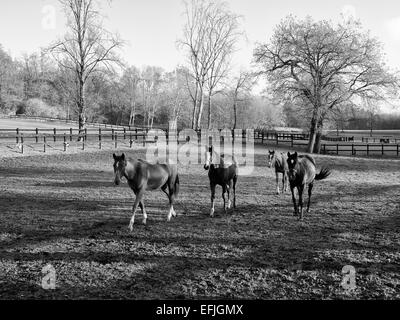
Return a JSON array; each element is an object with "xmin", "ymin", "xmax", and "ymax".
[
  {"xmin": 282, "ymin": 172, "xmax": 288, "ymax": 193},
  {"xmin": 290, "ymin": 185, "xmax": 298, "ymax": 216},
  {"xmin": 307, "ymin": 182, "xmax": 314, "ymax": 213},
  {"xmin": 210, "ymin": 183, "xmax": 216, "ymax": 217},
  {"xmin": 139, "ymin": 201, "xmax": 147, "ymax": 225},
  {"xmin": 298, "ymin": 185, "xmax": 305, "ymax": 220},
  {"xmin": 129, "ymin": 189, "xmax": 144, "ymax": 232},
  {"xmin": 233, "ymin": 177, "xmax": 237, "ymax": 209},
  {"xmin": 227, "ymin": 181, "xmax": 233, "ymax": 210},
  {"xmin": 167, "ymin": 193, "xmax": 176, "ymax": 221},
  {"xmin": 222, "ymin": 185, "xmax": 228, "ymax": 214},
  {"xmin": 276, "ymin": 171, "xmax": 280, "ymax": 195}
]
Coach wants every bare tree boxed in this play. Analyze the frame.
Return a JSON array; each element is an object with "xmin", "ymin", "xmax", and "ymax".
[
  {"xmin": 230, "ymin": 71, "xmax": 255, "ymax": 129},
  {"xmin": 120, "ymin": 66, "xmax": 140, "ymax": 126},
  {"xmin": 254, "ymin": 16, "xmax": 399, "ymax": 153},
  {"xmin": 179, "ymin": 0, "xmax": 242, "ymax": 130},
  {"xmin": 47, "ymin": 0, "xmax": 123, "ymax": 137}
]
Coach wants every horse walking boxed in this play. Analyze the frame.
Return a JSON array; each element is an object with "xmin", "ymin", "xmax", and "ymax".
[
  {"xmin": 113, "ymin": 153, "xmax": 180, "ymax": 231},
  {"xmin": 204, "ymin": 146, "xmax": 238, "ymax": 217},
  {"xmin": 267, "ymin": 150, "xmax": 289, "ymax": 194},
  {"xmin": 286, "ymin": 152, "xmax": 331, "ymax": 220}
]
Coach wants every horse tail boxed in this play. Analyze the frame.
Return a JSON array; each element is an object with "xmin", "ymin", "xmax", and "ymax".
[
  {"xmin": 173, "ymin": 174, "xmax": 180, "ymax": 198},
  {"xmin": 315, "ymin": 167, "xmax": 331, "ymax": 181}
]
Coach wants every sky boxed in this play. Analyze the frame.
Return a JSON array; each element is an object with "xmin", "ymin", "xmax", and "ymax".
[{"xmin": 1, "ymin": 0, "xmax": 400, "ymax": 111}]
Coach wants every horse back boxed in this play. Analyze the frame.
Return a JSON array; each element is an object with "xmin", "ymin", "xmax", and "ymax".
[
  {"xmin": 299, "ymin": 156, "xmax": 317, "ymax": 184},
  {"xmin": 275, "ymin": 153, "xmax": 288, "ymax": 173}
]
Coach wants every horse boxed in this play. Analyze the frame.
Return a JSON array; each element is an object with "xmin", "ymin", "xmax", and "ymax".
[
  {"xmin": 267, "ymin": 150, "xmax": 289, "ymax": 194},
  {"xmin": 286, "ymin": 152, "xmax": 331, "ymax": 220},
  {"xmin": 204, "ymin": 146, "xmax": 238, "ymax": 217},
  {"xmin": 113, "ymin": 153, "xmax": 180, "ymax": 231}
]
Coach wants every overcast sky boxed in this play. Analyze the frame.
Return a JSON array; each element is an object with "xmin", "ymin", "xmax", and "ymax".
[{"xmin": 1, "ymin": 0, "xmax": 400, "ymax": 73}]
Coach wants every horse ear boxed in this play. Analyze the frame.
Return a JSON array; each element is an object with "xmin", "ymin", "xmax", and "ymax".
[
  {"xmin": 287, "ymin": 152, "xmax": 291, "ymax": 158},
  {"xmin": 113, "ymin": 153, "xmax": 116, "ymax": 160},
  {"xmin": 121, "ymin": 153, "xmax": 125, "ymax": 161},
  {"xmin": 294, "ymin": 152, "xmax": 298, "ymax": 158}
]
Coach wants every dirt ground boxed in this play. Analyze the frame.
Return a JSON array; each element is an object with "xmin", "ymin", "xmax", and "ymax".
[{"xmin": 0, "ymin": 143, "xmax": 399, "ymax": 300}]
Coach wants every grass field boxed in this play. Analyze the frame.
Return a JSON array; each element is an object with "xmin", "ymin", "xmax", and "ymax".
[{"xmin": 0, "ymin": 144, "xmax": 399, "ymax": 300}]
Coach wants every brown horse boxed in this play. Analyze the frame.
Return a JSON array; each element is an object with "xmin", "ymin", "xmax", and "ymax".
[
  {"xmin": 204, "ymin": 146, "xmax": 238, "ymax": 217},
  {"xmin": 267, "ymin": 150, "xmax": 288, "ymax": 194},
  {"xmin": 113, "ymin": 153, "xmax": 180, "ymax": 231},
  {"xmin": 287, "ymin": 152, "xmax": 331, "ymax": 220}
]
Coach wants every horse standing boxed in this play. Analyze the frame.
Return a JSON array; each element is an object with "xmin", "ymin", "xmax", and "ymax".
[
  {"xmin": 267, "ymin": 150, "xmax": 289, "ymax": 194},
  {"xmin": 113, "ymin": 153, "xmax": 180, "ymax": 231},
  {"xmin": 286, "ymin": 152, "xmax": 331, "ymax": 220},
  {"xmin": 204, "ymin": 146, "xmax": 238, "ymax": 217}
]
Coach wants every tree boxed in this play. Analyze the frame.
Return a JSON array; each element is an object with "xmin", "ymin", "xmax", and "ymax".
[
  {"xmin": 47, "ymin": 0, "xmax": 123, "ymax": 138},
  {"xmin": 179, "ymin": 0, "xmax": 241, "ymax": 130},
  {"xmin": 229, "ymin": 71, "xmax": 255, "ymax": 129},
  {"xmin": 120, "ymin": 66, "xmax": 141, "ymax": 126},
  {"xmin": 254, "ymin": 15, "xmax": 399, "ymax": 153}
]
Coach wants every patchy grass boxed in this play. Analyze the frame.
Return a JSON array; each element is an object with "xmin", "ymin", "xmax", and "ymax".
[{"xmin": 0, "ymin": 146, "xmax": 399, "ymax": 299}]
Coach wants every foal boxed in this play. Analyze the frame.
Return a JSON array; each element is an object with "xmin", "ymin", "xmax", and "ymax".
[
  {"xmin": 267, "ymin": 150, "xmax": 289, "ymax": 194},
  {"xmin": 113, "ymin": 153, "xmax": 180, "ymax": 231},
  {"xmin": 204, "ymin": 146, "xmax": 238, "ymax": 217},
  {"xmin": 287, "ymin": 152, "xmax": 331, "ymax": 220}
]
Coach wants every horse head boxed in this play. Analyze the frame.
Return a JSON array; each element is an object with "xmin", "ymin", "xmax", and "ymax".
[
  {"xmin": 267, "ymin": 150, "xmax": 275, "ymax": 168},
  {"xmin": 113, "ymin": 153, "xmax": 127, "ymax": 186},
  {"xmin": 287, "ymin": 152, "xmax": 299, "ymax": 180},
  {"xmin": 204, "ymin": 146, "xmax": 213, "ymax": 170}
]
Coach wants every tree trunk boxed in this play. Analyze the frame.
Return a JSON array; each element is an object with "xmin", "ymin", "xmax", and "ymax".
[
  {"xmin": 129, "ymin": 101, "xmax": 136, "ymax": 127},
  {"xmin": 77, "ymin": 78, "xmax": 86, "ymax": 142},
  {"xmin": 191, "ymin": 85, "xmax": 199, "ymax": 130},
  {"xmin": 233, "ymin": 95, "xmax": 238, "ymax": 129},
  {"xmin": 196, "ymin": 93, "xmax": 204, "ymax": 130},
  {"xmin": 207, "ymin": 93, "xmax": 212, "ymax": 129},
  {"xmin": 313, "ymin": 118, "xmax": 324, "ymax": 154},
  {"xmin": 307, "ymin": 117, "xmax": 318, "ymax": 153}
]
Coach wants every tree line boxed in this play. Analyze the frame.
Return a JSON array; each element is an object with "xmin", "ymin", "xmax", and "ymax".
[{"xmin": 1, "ymin": 0, "xmax": 399, "ymax": 153}]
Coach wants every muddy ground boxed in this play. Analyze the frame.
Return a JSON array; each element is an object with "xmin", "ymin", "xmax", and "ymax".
[{"xmin": 0, "ymin": 145, "xmax": 399, "ymax": 299}]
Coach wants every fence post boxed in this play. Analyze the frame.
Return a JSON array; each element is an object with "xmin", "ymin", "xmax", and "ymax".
[
  {"xmin": 115, "ymin": 132, "xmax": 118, "ymax": 149},
  {"xmin": 99, "ymin": 128, "xmax": 102, "ymax": 150},
  {"xmin": 44, "ymin": 136, "xmax": 46, "ymax": 153},
  {"xmin": 112, "ymin": 129, "xmax": 115, "ymax": 141},
  {"xmin": 367, "ymin": 144, "xmax": 369, "ymax": 156},
  {"xmin": 70, "ymin": 128, "xmax": 73, "ymax": 142},
  {"xmin": 36, "ymin": 128, "xmax": 39, "ymax": 143},
  {"xmin": 63, "ymin": 134, "xmax": 67, "ymax": 152},
  {"xmin": 130, "ymin": 132, "xmax": 133, "ymax": 148},
  {"xmin": 291, "ymin": 135, "xmax": 294, "ymax": 148},
  {"xmin": 336, "ymin": 144, "xmax": 339, "ymax": 155},
  {"xmin": 382, "ymin": 144, "xmax": 384, "ymax": 156},
  {"xmin": 352, "ymin": 144, "xmax": 354, "ymax": 156},
  {"xmin": 261, "ymin": 132, "xmax": 264, "ymax": 144},
  {"xmin": 16, "ymin": 128, "xmax": 19, "ymax": 144},
  {"xmin": 323, "ymin": 144, "xmax": 326, "ymax": 154},
  {"xmin": 54, "ymin": 128, "xmax": 57, "ymax": 142},
  {"xmin": 124, "ymin": 128, "xmax": 126, "ymax": 140},
  {"xmin": 85, "ymin": 128, "xmax": 87, "ymax": 142},
  {"xmin": 135, "ymin": 128, "xmax": 138, "ymax": 141},
  {"xmin": 276, "ymin": 133, "xmax": 279, "ymax": 145},
  {"xmin": 20, "ymin": 134, "xmax": 24, "ymax": 154},
  {"xmin": 397, "ymin": 144, "xmax": 399, "ymax": 157}
]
